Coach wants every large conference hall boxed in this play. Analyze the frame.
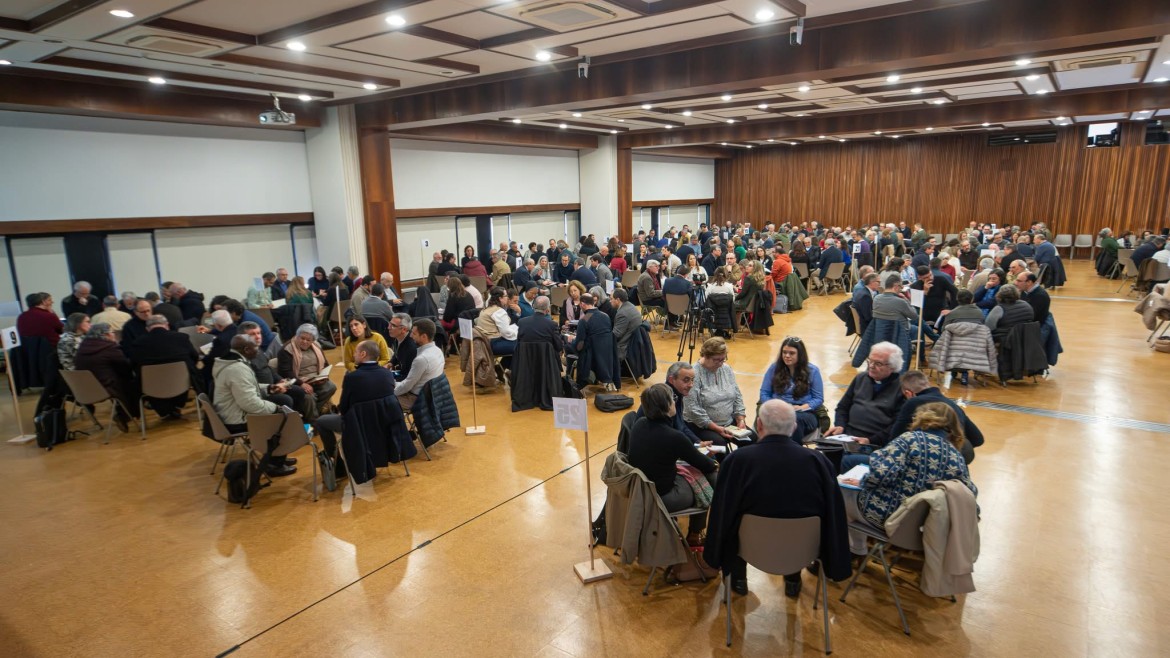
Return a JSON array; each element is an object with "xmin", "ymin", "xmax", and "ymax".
[{"xmin": 2, "ymin": 0, "xmax": 1169, "ymax": 656}]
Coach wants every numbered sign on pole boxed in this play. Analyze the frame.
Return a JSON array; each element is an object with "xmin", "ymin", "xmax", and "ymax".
[
  {"xmin": 458, "ymin": 317, "xmax": 474, "ymax": 340},
  {"xmin": 909, "ymin": 288, "xmax": 925, "ymax": 308},
  {"xmin": 1, "ymin": 326, "xmax": 20, "ymax": 350},
  {"xmin": 553, "ymin": 397, "xmax": 588, "ymax": 432}
]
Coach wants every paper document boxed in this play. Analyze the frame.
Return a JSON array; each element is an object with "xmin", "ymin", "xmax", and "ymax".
[
  {"xmin": 724, "ymin": 426, "xmax": 752, "ymax": 439},
  {"xmin": 270, "ymin": 299, "xmax": 286, "ymax": 308},
  {"xmin": 820, "ymin": 434, "xmax": 856, "ymax": 443},
  {"xmin": 837, "ymin": 464, "xmax": 870, "ymax": 490},
  {"xmin": 306, "ymin": 364, "xmax": 332, "ymax": 383},
  {"xmin": 200, "ymin": 342, "xmax": 213, "ymax": 355},
  {"xmin": 909, "ymin": 288, "xmax": 925, "ymax": 308}
]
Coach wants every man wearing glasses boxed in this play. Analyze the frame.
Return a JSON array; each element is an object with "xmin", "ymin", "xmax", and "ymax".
[
  {"xmin": 120, "ymin": 299, "xmax": 156, "ymax": 349},
  {"xmin": 387, "ymin": 313, "xmax": 416, "ymax": 382},
  {"xmin": 825, "ymin": 342, "xmax": 906, "ymax": 453}
]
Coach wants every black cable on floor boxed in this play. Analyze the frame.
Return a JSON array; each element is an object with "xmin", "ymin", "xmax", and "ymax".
[{"xmin": 216, "ymin": 440, "xmax": 617, "ymax": 656}]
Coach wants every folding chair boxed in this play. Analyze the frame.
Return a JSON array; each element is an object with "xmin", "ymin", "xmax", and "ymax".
[
  {"xmin": 620, "ymin": 270, "xmax": 641, "ymax": 289},
  {"xmin": 1053, "ymin": 234, "xmax": 1073, "ymax": 258},
  {"xmin": 549, "ymin": 285, "xmax": 569, "ymax": 313},
  {"xmin": 821, "ymin": 262, "xmax": 847, "ymax": 295},
  {"xmin": 643, "ymin": 505, "xmax": 713, "ymax": 596},
  {"xmin": 662, "ymin": 293, "xmax": 691, "ymax": 336},
  {"xmin": 58, "ymin": 369, "xmax": 140, "ymax": 444},
  {"xmin": 794, "ymin": 262, "xmax": 810, "ymax": 284},
  {"xmin": 848, "ymin": 306, "xmax": 863, "ymax": 355},
  {"xmin": 198, "ymin": 393, "xmax": 247, "ymax": 481},
  {"xmin": 840, "ymin": 500, "xmax": 941, "ymax": 635},
  {"xmin": 137, "ymin": 361, "xmax": 195, "ymax": 439},
  {"xmin": 725, "ymin": 515, "xmax": 830, "ymax": 653},
  {"xmin": 468, "ymin": 275, "xmax": 489, "ymax": 294},
  {"xmin": 246, "ymin": 411, "xmax": 322, "ymax": 506},
  {"xmin": 251, "ymin": 307, "xmax": 277, "ymax": 330},
  {"xmin": 1073, "ymin": 234, "xmax": 1093, "ymax": 260},
  {"xmin": 1115, "ymin": 257, "xmax": 1139, "ymax": 294}
]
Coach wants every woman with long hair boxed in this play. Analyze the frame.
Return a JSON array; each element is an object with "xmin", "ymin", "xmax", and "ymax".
[
  {"xmin": 461, "ymin": 245, "xmax": 476, "ymax": 268},
  {"xmin": 441, "ymin": 276, "xmax": 475, "ymax": 333},
  {"xmin": 342, "ymin": 315, "xmax": 389, "ymax": 371},
  {"xmin": 285, "ymin": 276, "xmax": 313, "ymax": 305},
  {"xmin": 560, "ymin": 280, "xmax": 587, "ymax": 328},
  {"xmin": 308, "ymin": 266, "xmax": 328, "ymax": 298},
  {"xmin": 759, "ymin": 336, "xmax": 824, "ymax": 440}
]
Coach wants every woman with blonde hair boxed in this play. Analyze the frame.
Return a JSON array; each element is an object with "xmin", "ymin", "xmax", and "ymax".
[
  {"xmin": 683, "ymin": 337, "xmax": 755, "ymax": 448},
  {"xmin": 285, "ymin": 276, "xmax": 313, "ymax": 305}
]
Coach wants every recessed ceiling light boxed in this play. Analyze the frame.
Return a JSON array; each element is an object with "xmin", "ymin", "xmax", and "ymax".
[
  {"xmin": 892, "ymin": 135, "xmax": 901, "ymax": 139},
  {"xmin": 617, "ymin": 119, "xmax": 624, "ymax": 122},
  {"xmin": 874, "ymin": 131, "xmax": 882, "ymax": 135},
  {"xmin": 886, "ymin": 74, "xmax": 901, "ymax": 83},
  {"xmin": 1164, "ymin": 60, "xmax": 1170, "ymax": 65},
  {"xmin": 610, "ymin": 129, "xmax": 617, "ymax": 134},
  {"xmin": 641, "ymin": 103, "xmax": 652, "ymax": 109},
  {"xmin": 818, "ymin": 135, "xmax": 826, "ymax": 139},
  {"xmin": 298, "ymin": 94, "xmax": 312, "ymax": 101},
  {"xmin": 1015, "ymin": 58, "xmax": 1032, "ymax": 66},
  {"xmin": 664, "ymin": 124, "xmax": 673, "ymax": 129},
  {"xmin": 721, "ymin": 94, "xmax": 732, "ymax": 101},
  {"xmin": 766, "ymin": 139, "xmax": 775, "ymax": 142},
  {"xmin": 512, "ymin": 118, "xmax": 522, "ymax": 124},
  {"xmin": 1025, "ymin": 74, "xmax": 1040, "ymax": 81},
  {"xmin": 287, "ymin": 41, "xmax": 307, "ymax": 52},
  {"xmin": 0, "ymin": 60, "xmax": 11, "ymax": 66},
  {"xmin": 932, "ymin": 99, "xmax": 948, "ymax": 104},
  {"xmin": 572, "ymin": 112, "xmax": 582, "ymax": 118},
  {"xmin": 363, "ymin": 83, "xmax": 377, "ymax": 90},
  {"xmin": 746, "ymin": 145, "xmax": 753, "ymax": 149},
  {"xmin": 798, "ymin": 85, "xmax": 810, "ymax": 93},
  {"xmin": 982, "ymin": 122, "xmax": 990, "ymax": 127},
  {"xmin": 839, "ymin": 138, "xmax": 847, "ymax": 142},
  {"xmin": 148, "ymin": 77, "xmax": 166, "ymax": 85},
  {"xmin": 726, "ymin": 119, "xmax": 735, "ymax": 124},
  {"xmin": 789, "ymin": 142, "xmax": 798, "ymax": 146},
  {"xmin": 535, "ymin": 51, "xmax": 552, "ymax": 62},
  {"xmin": 559, "ymin": 123, "xmax": 567, "ymax": 129},
  {"xmin": 1035, "ymin": 89, "xmax": 1050, "ymax": 94},
  {"xmin": 682, "ymin": 110, "xmax": 693, "ymax": 116},
  {"xmin": 925, "ymin": 127, "xmax": 934, "ymax": 131},
  {"xmin": 758, "ymin": 103, "xmax": 769, "ymax": 109},
  {"xmin": 1056, "ymin": 116, "xmax": 1067, "ymax": 121},
  {"xmin": 1155, "ymin": 77, "xmax": 1169, "ymax": 83},
  {"xmin": 385, "ymin": 14, "xmax": 406, "ymax": 27},
  {"xmin": 109, "ymin": 9, "xmax": 134, "ymax": 18},
  {"xmin": 720, "ymin": 142, "xmax": 728, "ymax": 146},
  {"xmin": 755, "ymin": 9, "xmax": 775, "ymax": 21},
  {"xmin": 795, "ymin": 113, "xmax": 808, "ymax": 117}
]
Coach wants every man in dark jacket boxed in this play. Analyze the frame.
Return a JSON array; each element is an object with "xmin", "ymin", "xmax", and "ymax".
[
  {"xmin": 75, "ymin": 323, "xmax": 139, "ymax": 432},
  {"xmin": 886, "ymin": 370, "xmax": 984, "ymax": 464},
  {"xmin": 705, "ymin": 400, "xmax": 851, "ymax": 597},
  {"xmin": 635, "ymin": 361, "xmax": 700, "ymax": 444},
  {"xmin": 61, "ymin": 281, "xmax": 103, "ymax": 317},
  {"xmin": 814, "ymin": 239, "xmax": 843, "ymax": 280},
  {"xmin": 570, "ymin": 258, "xmax": 598, "ymax": 288},
  {"xmin": 701, "ymin": 246, "xmax": 723, "ymax": 277},
  {"xmin": 127, "ymin": 314, "xmax": 200, "ymax": 418},
  {"xmin": 825, "ymin": 342, "xmax": 906, "ymax": 448},
  {"xmin": 168, "ymin": 283, "xmax": 206, "ymax": 322},
  {"xmin": 120, "ymin": 300, "xmax": 153, "ymax": 349},
  {"xmin": 313, "ymin": 340, "xmax": 399, "ymax": 457},
  {"xmin": 571, "ymin": 294, "xmax": 616, "ymax": 388},
  {"xmin": 1015, "ymin": 271, "xmax": 1051, "ymax": 322},
  {"xmin": 517, "ymin": 296, "xmax": 563, "ymax": 355},
  {"xmin": 910, "ymin": 244, "xmax": 934, "ymax": 271},
  {"xmin": 388, "ymin": 313, "xmax": 417, "ymax": 381},
  {"xmin": 852, "ymin": 273, "xmax": 879, "ymax": 335},
  {"xmin": 1131, "ymin": 236, "xmax": 1163, "ymax": 269}
]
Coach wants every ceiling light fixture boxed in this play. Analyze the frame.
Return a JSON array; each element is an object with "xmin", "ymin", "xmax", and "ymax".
[
  {"xmin": 874, "ymin": 131, "xmax": 882, "ymax": 135},
  {"xmin": 818, "ymin": 135, "xmax": 826, "ymax": 139},
  {"xmin": 755, "ymin": 9, "xmax": 775, "ymax": 21},
  {"xmin": 1035, "ymin": 89, "xmax": 1050, "ymax": 94},
  {"xmin": 982, "ymin": 122, "xmax": 990, "ymax": 127},
  {"xmin": 886, "ymin": 74, "xmax": 901, "ymax": 83},
  {"xmin": 363, "ymin": 83, "xmax": 378, "ymax": 90},
  {"xmin": 641, "ymin": 103, "xmax": 652, "ymax": 109},
  {"xmin": 0, "ymin": 60, "xmax": 11, "ymax": 66},
  {"xmin": 1155, "ymin": 77, "xmax": 1169, "ymax": 83},
  {"xmin": 664, "ymin": 124, "xmax": 673, "ymax": 129},
  {"xmin": 512, "ymin": 118, "xmax": 522, "ymax": 124},
  {"xmin": 746, "ymin": 145, "xmax": 753, "ymax": 149},
  {"xmin": 795, "ymin": 113, "xmax": 808, "ymax": 117},
  {"xmin": 925, "ymin": 127, "xmax": 934, "ymax": 131},
  {"xmin": 720, "ymin": 142, "xmax": 728, "ymax": 146},
  {"xmin": 535, "ymin": 51, "xmax": 552, "ymax": 62},
  {"xmin": 617, "ymin": 119, "xmax": 624, "ymax": 122},
  {"xmin": 287, "ymin": 41, "xmax": 307, "ymax": 51},
  {"xmin": 610, "ymin": 129, "xmax": 618, "ymax": 134},
  {"xmin": 721, "ymin": 94, "xmax": 732, "ymax": 101},
  {"xmin": 767, "ymin": 139, "xmax": 775, "ymax": 142},
  {"xmin": 892, "ymin": 135, "xmax": 901, "ymax": 139},
  {"xmin": 385, "ymin": 14, "xmax": 406, "ymax": 27},
  {"xmin": 758, "ymin": 103, "xmax": 769, "ymax": 109},
  {"xmin": 1164, "ymin": 60, "xmax": 1170, "ymax": 65},
  {"xmin": 109, "ymin": 9, "xmax": 134, "ymax": 18},
  {"xmin": 932, "ymin": 99, "xmax": 947, "ymax": 105},
  {"xmin": 910, "ymin": 87, "xmax": 923, "ymax": 94},
  {"xmin": 839, "ymin": 138, "xmax": 847, "ymax": 142},
  {"xmin": 572, "ymin": 112, "xmax": 582, "ymax": 118},
  {"xmin": 1025, "ymin": 74, "xmax": 1040, "ymax": 81},
  {"xmin": 798, "ymin": 85, "xmax": 810, "ymax": 93},
  {"xmin": 1016, "ymin": 58, "xmax": 1032, "ymax": 66},
  {"xmin": 148, "ymin": 77, "xmax": 166, "ymax": 85},
  {"xmin": 682, "ymin": 110, "xmax": 693, "ymax": 116},
  {"xmin": 298, "ymin": 94, "xmax": 312, "ymax": 101},
  {"xmin": 726, "ymin": 119, "xmax": 735, "ymax": 124},
  {"xmin": 559, "ymin": 123, "xmax": 567, "ymax": 129}
]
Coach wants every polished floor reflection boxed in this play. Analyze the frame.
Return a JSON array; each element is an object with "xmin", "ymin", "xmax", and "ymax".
[{"xmin": 1, "ymin": 260, "xmax": 1166, "ymax": 657}]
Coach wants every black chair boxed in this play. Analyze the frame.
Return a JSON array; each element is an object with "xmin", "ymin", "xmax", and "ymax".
[
  {"xmin": 365, "ymin": 315, "xmax": 392, "ymax": 344},
  {"xmin": 510, "ymin": 342, "xmax": 562, "ymax": 411}
]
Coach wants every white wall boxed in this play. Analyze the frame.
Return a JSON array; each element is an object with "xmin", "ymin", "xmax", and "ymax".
[
  {"xmin": 9, "ymin": 237, "xmax": 73, "ymax": 316},
  {"xmin": 0, "ymin": 111, "xmax": 313, "ymax": 222},
  {"xmin": 0, "ymin": 238, "xmax": 21, "ymax": 326},
  {"xmin": 397, "ymin": 217, "xmax": 458, "ymax": 281},
  {"xmin": 631, "ymin": 154, "xmax": 714, "ymax": 202},
  {"xmin": 106, "ymin": 233, "xmax": 159, "ymax": 299},
  {"xmin": 579, "ymin": 136, "xmax": 618, "ymax": 241},
  {"xmin": 155, "ymin": 226, "xmax": 295, "ymax": 300},
  {"xmin": 390, "ymin": 139, "xmax": 580, "ymax": 209}
]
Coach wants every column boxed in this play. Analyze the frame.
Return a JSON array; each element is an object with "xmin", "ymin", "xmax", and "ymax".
[
  {"xmin": 579, "ymin": 135, "xmax": 633, "ymax": 243},
  {"xmin": 304, "ymin": 105, "xmax": 373, "ymax": 277}
]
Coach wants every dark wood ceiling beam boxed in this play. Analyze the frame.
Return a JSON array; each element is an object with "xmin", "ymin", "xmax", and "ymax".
[
  {"xmin": 415, "ymin": 57, "xmax": 479, "ymax": 75},
  {"xmin": 605, "ymin": 0, "xmax": 746, "ymax": 16},
  {"xmin": 480, "ymin": 28, "xmax": 556, "ymax": 50},
  {"xmin": 633, "ymin": 145, "xmax": 733, "ymax": 159},
  {"xmin": 258, "ymin": 0, "xmax": 435, "ymax": 44},
  {"xmin": 401, "ymin": 25, "xmax": 480, "ymax": 50},
  {"xmin": 142, "ymin": 18, "xmax": 258, "ymax": 45},
  {"xmin": 619, "ymin": 84, "xmax": 1170, "ymax": 147},
  {"xmin": 0, "ymin": 70, "xmax": 322, "ymax": 128},
  {"xmin": 214, "ymin": 53, "xmax": 400, "ymax": 88},
  {"xmin": 774, "ymin": 0, "xmax": 807, "ymax": 18},
  {"xmin": 359, "ymin": 0, "xmax": 1170, "ymax": 129},
  {"xmin": 0, "ymin": 16, "xmax": 30, "ymax": 31},
  {"xmin": 28, "ymin": 0, "xmax": 105, "ymax": 32},
  {"xmin": 41, "ymin": 56, "xmax": 336, "ymax": 98},
  {"xmin": 845, "ymin": 66, "xmax": 1052, "ymax": 93},
  {"xmin": 384, "ymin": 118, "xmax": 598, "ymax": 149}
]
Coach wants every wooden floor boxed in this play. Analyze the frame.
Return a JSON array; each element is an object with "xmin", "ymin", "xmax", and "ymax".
[{"xmin": 2, "ymin": 259, "xmax": 1166, "ymax": 657}]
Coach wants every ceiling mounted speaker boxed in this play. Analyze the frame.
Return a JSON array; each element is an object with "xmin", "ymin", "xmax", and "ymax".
[{"xmin": 500, "ymin": 1, "xmax": 631, "ymax": 31}]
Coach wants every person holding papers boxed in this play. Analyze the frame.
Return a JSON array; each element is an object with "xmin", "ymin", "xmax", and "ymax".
[
  {"xmin": 683, "ymin": 337, "xmax": 757, "ymax": 449},
  {"xmin": 276, "ymin": 323, "xmax": 337, "ymax": 420}
]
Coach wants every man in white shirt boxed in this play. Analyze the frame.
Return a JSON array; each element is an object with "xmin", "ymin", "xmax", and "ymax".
[
  {"xmin": 91, "ymin": 295, "xmax": 131, "ymax": 332},
  {"xmin": 395, "ymin": 319, "xmax": 445, "ymax": 410},
  {"xmin": 1153, "ymin": 242, "xmax": 1170, "ymax": 265}
]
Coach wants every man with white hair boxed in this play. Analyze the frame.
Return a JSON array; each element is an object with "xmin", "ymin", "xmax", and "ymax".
[
  {"xmin": 825, "ymin": 342, "xmax": 906, "ymax": 449},
  {"xmin": 168, "ymin": 282, "xmax": 206, "ymax": 322},
  {"xmin": 62, "ymin": 281, "xmax": 102, "ymax": 317},
  {"xmin": 379, "ymin": 272, "xmax": 406, "ymax": 309},
  {"xmin": 811, "ymin": 238, "xmax": 843, "ymax": 292},
  {"xmin": 636, "ymin": 260, "xmax": 665, "ymax": 309},
  {"xmin": 704, "ymin": 399, "xmax": 852, "ymax": 597},
  {"xmin": 201, "ymin": 309, "xmax": 238, "ymax": 388}
]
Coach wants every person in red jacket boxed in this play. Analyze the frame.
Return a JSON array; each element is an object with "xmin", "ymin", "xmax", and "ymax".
[{"xmin": 16, "ymin": 292, "xmax": 64, "ymax": 347}]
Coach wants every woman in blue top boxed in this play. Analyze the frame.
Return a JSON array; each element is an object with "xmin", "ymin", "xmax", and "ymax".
[
  {"xmin": 759, "ymin": 336, "xmax": 824, "ymax": 441},
  {"xmin": 307, "ymin": 266, "xmax": 329, "ymax": 298},
  {"xmin": 972, "ymin": 268, "xmax": 1004, "ymax": 316}
]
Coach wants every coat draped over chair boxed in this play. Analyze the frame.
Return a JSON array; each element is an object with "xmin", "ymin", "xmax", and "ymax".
[
  {"xmin": 929, "ymin": 322, "xmax": 997, "ymax": 376},
  {"xmin": 851, "ymin": 318, "xmax": 914, "ymax": 371},
  {"xmin": 343, "ymin": 397, "xmax": 418, "ymax": 484},
  {"xmin": 410, "ymin": 376, "xmax": 460, "ymax": 446},
  {"xmin": 510, "ymin": 342, "xmax": 561, "ymax": 411}
]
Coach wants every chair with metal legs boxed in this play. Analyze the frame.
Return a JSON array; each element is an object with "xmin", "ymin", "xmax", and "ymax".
[
  {"xmin": 246, "ymin": 411, "xmax": 322, "ymax": 506},
  {"xmin": 642, "ymin": 505, "xmax": 711, "ymax": 596},
  {"xmin": 137, "ymin": 361, "xmax": 195, "ymax": 439},
  {"xmin": 725, "ymin": 515, "xmax": 830, "ymax": 654},
  {"xmin": 198, "ymin": 393, "xmax": 248, "ymax": 483},
  {"xmin": 58, "ymin": 369, "xmax": 139, "ymax": 444}
]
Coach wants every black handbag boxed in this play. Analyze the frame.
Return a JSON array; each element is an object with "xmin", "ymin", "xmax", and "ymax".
[{"xmin": 594, "ymin": 393, "xmax": 634, "ymax": 412}]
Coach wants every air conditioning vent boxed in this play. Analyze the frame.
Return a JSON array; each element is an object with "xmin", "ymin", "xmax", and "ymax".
[
  {"xmin": 1055, "ymin": 52, "xmax": 1143, "ymax": 71},
  {"xmin": 497, "ymin": 0, "xmax": 632, "ymax": 32},
  {"xmin": 989, "ymin": 131, "xmax": 1056, "ymax": 147},
  {"xmin": 103, "ymin": 26, "xmax": 238, "ymax": 57}
]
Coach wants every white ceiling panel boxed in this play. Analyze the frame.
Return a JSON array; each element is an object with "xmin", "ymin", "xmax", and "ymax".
[
  {"xmin": 955, "ymin": 89, "xmax": 1025, "ymax": 100},
  {"xmin": 714, "ymin": 0, "xmax": 795, "ymax": 23},
  {"xmin": 489, "ymin": 5, "xmax": 728, "ymax": 51},
  {"xmin": 1074, "ymin": 113, "xmax": 1128, "ymax": 122},
  {"xmin": 293, "ymin": 3, "xmax": 482, "ymax": 47},
  {"xmin": 169, "ymin": 0, "xmax": 372, "ymax": 35},
  {"xmin": 944, "ymin": 82, "xmax": 1018, "ymax": 95},
  {"xmin": 575, "ymin": 16, "xmax": 747, "ymax": 57},
  {"xmin": 1054, "ymin": 63, "xmax": 1144, "ymax": 90},
  {"xmin": 0, "ymin": 39, "xmax": 66, "ymax": 62},
  {"xmin": 1, "ymin": 0, "xmax": 69, "ymax": 21},
  {"xmin": 338, "ymin": 30, "xmax": 466, "ymax": 60},
  {"xmin": 426, "ymin": 12, "xmax": 532, "ymax": 40},
  {"xmin": 782, "ymin": 85, "xmax": 852, "ymax": 100},
  {"xmin": 39, "ymin": 0, "xmax": 191, "ymax": 41},
  {"xmin": 437, "ymin": 49, "xmax": 531, "ymax": 75}
]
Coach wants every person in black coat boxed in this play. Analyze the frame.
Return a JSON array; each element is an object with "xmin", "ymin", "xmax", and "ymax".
[
  {"xmin": 886, "ymin": 370, "xmax": 984, "ymax": 464},
  {"xmin": 1131, "ymin": 237, "xmax": 1163, "ymax": 270},
  {"xmin": 852, "ymin": 273, "xmax": 879, "ymax": 336},
  {"xmin": 517, "ymin": 297, "xmax": 563, "ymax": 355},
  {"xmin": 314, "ymin": 340, "xmax": 399, "ymax": 456},
  {"xmin": 127, "ymin": 315, "xmax": 201, "ymax": 417},
  {"xmin": 910, "ymin": 266, "xmax": 957, "ymax": 325},
  {"xmin": 701, "ymin": 247, "xmax": 723, "ymax": 277},
  {"xmin": 169, "ymin": 284, "xmax": 206, "ymax": 322},
  {"xmin": 61, "ymin": 282, "xmax": 103, "ymax": 317},
  {"xmin": 74, "ymin": 324, "xmax": 140, "ymax": 432},
  {"xmin": 705, "ymin": 400, "xmax": 851, "ymax": 597},
  {"xmin": 815, "ymin": 241, "xmax": 843, "ymax": 279},
  {"xmin": 153, "ymin": 300, "xmax": 186, "ymax": 329},
  {"xmin": 1015, "ymin": 271, "xmax": 1050, "ymax": 322},
  {"xmin": 910, "ymin": 245, "xmax": 934, "ymax": 271},
  {"xmin": 569, "ymin": 259, "xmax": 598, "ymax": 288},
  {"xmin": 571, "ymin": 294, "xmax": 616, "ymax": 388},
  {"xmin": 120, "ymin": 300, "xmax": 153, "ymax": 350},
  {"xmin": 388, "ymin": 317, "xmax": 417, "ymax": 381}
]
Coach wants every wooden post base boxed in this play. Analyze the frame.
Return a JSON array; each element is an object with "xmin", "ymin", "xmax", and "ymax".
[
  {"xmin": 574, "ymin": 558, "xmax": 613, "ymax": 584},
  {"xmin": 7, "ymin": 434, "xmax": 37, "ymax": 444},
  {"xmin": 465, "ymin": 426, "xmax": 486, "ymax": 435}
]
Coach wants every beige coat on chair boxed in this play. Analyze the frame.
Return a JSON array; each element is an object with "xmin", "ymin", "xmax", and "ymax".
[
  {"xmin": 458, "ymin": 330, "xmax": 497, "ymax": 388},
  {"xmin": 885, "ymin": 481, "xmax": 979, "ymax": 598},
  {"xmin": 600, "ymin": 452, "xmax": 688, "ymax": 569}
]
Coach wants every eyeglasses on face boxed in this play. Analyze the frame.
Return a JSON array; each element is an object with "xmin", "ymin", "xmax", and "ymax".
[{"xmin": 866, "ymin": 359, "xmax": 892, "ymax": 368}]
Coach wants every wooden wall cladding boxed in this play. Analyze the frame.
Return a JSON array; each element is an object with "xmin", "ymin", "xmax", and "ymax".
[{"xmin": 714, "ymin": 122, "xmax": 1170, "ymax": 236}]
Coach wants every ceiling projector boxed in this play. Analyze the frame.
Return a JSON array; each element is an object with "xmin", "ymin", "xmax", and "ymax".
[{"xmin": 259, "ymin": 95, "xmax": 295, "ymax": 125}]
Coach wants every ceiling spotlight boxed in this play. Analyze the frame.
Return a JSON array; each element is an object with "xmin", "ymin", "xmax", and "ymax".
[
  {"xmin": 682, "ymin": 110, "xmax": 693, "ymax": 116},
  {"xmin": 726, "ymin": 119, "xmax": 735, "ymax": 124},
  {"xmin": 795, "ymin": 113, "xmax": 808, "ymax": 117},
  {"xmin": 1155, "ymin": 77, "xmax": 1169, "ymax": 83},
  {"xmin": 1056, "ymin": 116, "xmax": 1067, "ymax": 121},
  {"xmin": 0, "ymin": 60, "xmax": 11, "ymax": 66},
  {"xmin": 932, "ymin": 99, "xmax": 947, "ymax": 105},
  {"xmin": 148, "ymin": 77, "xmax": 166, "ymax": 85},
  {"xmin": 874, "ymin": 131, "xmax": 882, "ymax": 135},
  {"xmin": 298, "ymin": 94, "xmax": 312, "ymax": 101},
  {"xmin": 363, "ymin": 83, "xmax": 378, "ymax": 90},
  {"xmin": 721, "ymin": 94, "xmax": 732, "ymax": 101},
  {"xmin": 617, "ymin": 119, "xmax": 624, "ymax": 122},
  {"xmin": 981, "ymin": 122, "xmax": 990, "ymax": 127},
  {"xmin": 610, "ymin": 129, "xmax": 617, "ymax": 134},
  {"xmin": 818, "ymin": 135, "xmax": 826, "ymax": 139},
  {"xmin": 892, "ymin": 135, "xmax": 901, "ymax": 139},
  {"xmin": 535, "ymin": 51, "xmax": 552, "ymax": 62},
  {"xmin": 572, "ymin": 112, "xmax": 582, "ymax": 118},
  {"xmin": 109, "ymin": 9, "xmax": 134, "ymax": 18},
  {"xmin": 798, "ymin": 85, "xmax": 810, "ymax": 93},
  {"xmin": 512, "ymin": 118, "xmax": 522, "ymax": 124},
  {"xmin": 1035, "ymin": 89, "xmax": 1050, "ymax": 94},
  {"xmin": 1025, "ymin": 74, "xmax": 1040, "ymax": 81},
  {"xmin": 746, "ymin": 145, "xmax": 753, "ymax": 149},
  {"xmin": 758, "ymin": 103, "xmax": 769, "ymax": 109},
  {"xmin": 287, "ymin": 41, "xmax": 307, "ymax": 52},
  {"xmin": 1164, "ymin": 60, "xmax": 1170, "ymax": 65},
  {"xmin": 1015, "ymin": 58, "xmax": 1032, "ymax": 66},
  {"xmin": 385, "ymin": 14, "xmax": 406, "ymax": 27},
  {"xmin": 720, "ymin": 142, "xmax": 728, "ymax": 146},
  {"xmin": 559, "ymin": 123, "xmax": 567, "ymax": 129},
  {"xmin": 641, "ymin": 103, "xmax": 652, "ymax": 109},
  {"xmin": 767, "ymin": 139, "xmax": 775, "ymax": 142},
  {"xmin": 925, "ymin": 127, "xmax": 934, "ymax": 131},
  {"xmin": 839, "ymin": 138, "xmax": 847, "ymax": 142},
  {"xmin": 910, "ymin": 87, "xmax": 923, "ymax": 94},
  {"xmin": 755, "ymin": 8, "xmax": 775, "ymax": 21},
  {"xmin": 886, "ymin": 74, "xmax": 901, "ymax": 83}
]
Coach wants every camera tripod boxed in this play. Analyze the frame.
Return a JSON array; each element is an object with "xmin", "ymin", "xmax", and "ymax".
[{"xmin": 676, "ymin": 293, "xmax": 714, "ymax": 362}]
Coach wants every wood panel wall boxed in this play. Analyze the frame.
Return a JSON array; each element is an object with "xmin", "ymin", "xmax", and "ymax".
[{"xmin": 714, "ymin": 122, "xmax": 1170, "ymax": 237}]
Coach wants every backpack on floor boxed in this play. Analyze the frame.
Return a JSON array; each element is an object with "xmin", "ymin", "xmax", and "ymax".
[
  {"xmin": 223, "ymin": 459, "xmax": 262, "ymax": 505},
  {"xmin": 34, "ymin": 408, "xmax": 71, "ymax": 450},
  {"xmin": 773, "ymin": 293, "xmax": 789, "ymax": 314},
  {"xmin": 594, "ymin": 393, "xmax": 634, "ymax": 413}
]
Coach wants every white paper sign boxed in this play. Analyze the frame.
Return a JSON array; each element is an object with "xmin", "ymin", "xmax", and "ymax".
[
  {"xmin": 980, "ymin": 249, "xmax": 993, "ymax": 258},
  {"xmin": 458, "ymin": 317, "xmax": 474, "ymax": 339},
  {"xmin": 605, "ymin": 279, "xmax": 615, "ymax": 294},
  {"xmin": 553, "ymin": 397, "xmax": 589, "ymax": 431},
  {"xmin": 852, "ymin": 243, "xmax": 861, "ymax": 254},
  {"xmin": 1, "ymin": 326, "xmax": 19, "ymax": 350},
  {"xmin": 909, "ymin": 288, "xmax": 925, "ymax": 308}
]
